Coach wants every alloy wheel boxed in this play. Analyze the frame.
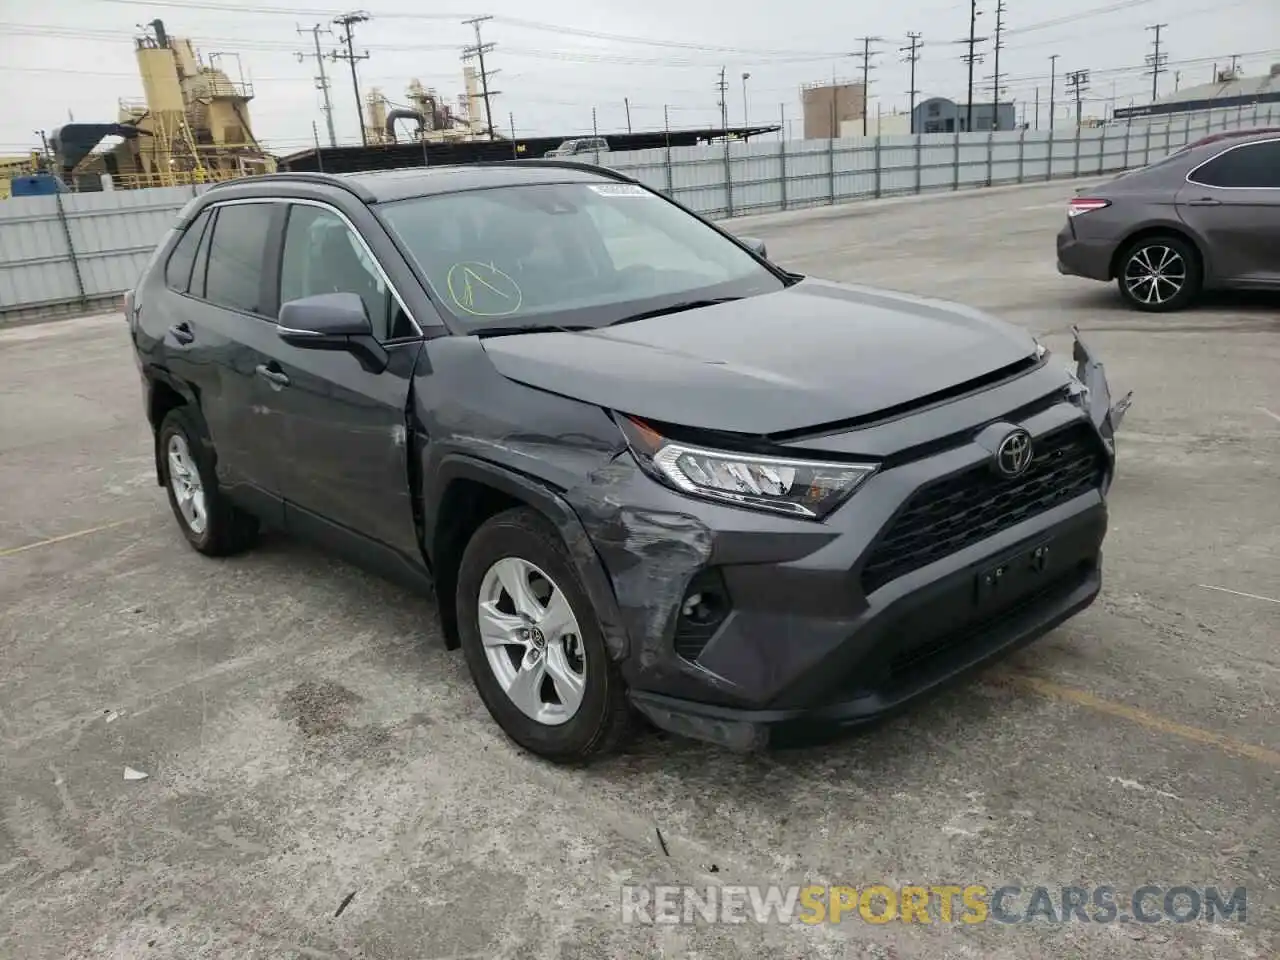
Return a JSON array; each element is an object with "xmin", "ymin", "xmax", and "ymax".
[
  {"xmin": 1124, "ymin": 244, "xmax": 1186, "ymax": 306},
  {"xmin": 477, "ymin": 556, "xmax": 587, "ymax": 726},
  {"xmin": 166, "ymin": 433, "xmax": 207, "ymax": 535}
]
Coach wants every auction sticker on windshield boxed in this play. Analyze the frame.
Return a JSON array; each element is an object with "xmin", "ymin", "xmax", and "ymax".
[
  {"xmin": 446, "ymin": 261, "xmax": 523, "ymax": 316},
  {"xmin": 588, "ymin": 184, "xmax": 650, "ymax": 198}
]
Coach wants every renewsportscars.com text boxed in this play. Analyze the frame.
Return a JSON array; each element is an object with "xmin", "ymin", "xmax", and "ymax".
[{"xmin": 620, "ymin": 884, "xmax": 1247, "ymax": 926}]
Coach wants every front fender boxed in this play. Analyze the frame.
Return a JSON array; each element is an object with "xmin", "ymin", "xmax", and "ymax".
[{"xmin": 430, "ymin": 454, "xmax": 633, "ymax": 662}]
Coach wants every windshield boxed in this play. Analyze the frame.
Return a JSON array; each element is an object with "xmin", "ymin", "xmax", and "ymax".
[{"xmin": 377, "ymin": 181, "xmax": 785, "ymax": 330}]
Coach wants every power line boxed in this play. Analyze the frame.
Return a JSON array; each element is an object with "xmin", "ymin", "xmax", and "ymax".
[
  {"xmin": 462, "ymin": 15, "xmax": 499, "ymax": 141},
  {"xmin": 901, "ymin": 32, "xmax": 923, "ymax": 134},
  {"xmin": 1145, "ymin": 23, "xmax": 1169, "ymax": 101},
  {"xmin": 330, "ymin": 11, "xmax": 370, "ymax": 147},
  {"xmin": 852, "ymin": 37, "xmax": 883, "ymax": 136},
  {"xmin": 296, "ymin": 23, "xmax": 336, "ymax": 148}
]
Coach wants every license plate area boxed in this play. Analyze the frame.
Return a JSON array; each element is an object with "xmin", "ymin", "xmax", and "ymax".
[{"xmin": 976, "ymin": 539, "xmax": 1054, "ymax": 605}]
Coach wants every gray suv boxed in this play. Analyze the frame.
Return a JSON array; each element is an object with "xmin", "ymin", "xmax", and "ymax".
[
  {"xmin": 1057, "ymin": 129, "xmax": 1280, "ymax": 311},
  {"xmin": 126, "ymin": 161, "xmax": 1129, "ymax": 761}
]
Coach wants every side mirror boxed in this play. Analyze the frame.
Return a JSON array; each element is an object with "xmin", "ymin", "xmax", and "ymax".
[
  {"xmin": 739, "ymin": 236, "xmax": 768, "ymax": 258},
  {"xmin": 277, "ymin": 292, "xmax": 387, "ymax": 372},
  {"xmin": 278, "ymin": 292, "xmax": 372, "ymax": 341}
]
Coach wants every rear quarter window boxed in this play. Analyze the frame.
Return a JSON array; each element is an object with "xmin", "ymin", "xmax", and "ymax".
[{"xmin": 163, "ymin": 209, "xmax": 212, "ymax": 293}]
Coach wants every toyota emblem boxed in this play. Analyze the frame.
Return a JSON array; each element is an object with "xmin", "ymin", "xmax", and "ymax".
[{"xmin": 995, "ymin": 429, "xmax": 1034, "ymax": 478}]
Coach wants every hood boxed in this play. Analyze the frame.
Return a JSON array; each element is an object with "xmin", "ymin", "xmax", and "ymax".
[{"xmin": 480, "ymin": 278, "xmax": 1038, "ymax": 436}]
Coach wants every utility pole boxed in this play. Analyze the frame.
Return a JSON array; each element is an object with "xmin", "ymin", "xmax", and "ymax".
[
  {"xmin": 957, "ymin": 0, "xmax": 986, "ymax": 133},
  {"xmin": 1033, "ymin": 86, "xmax": 1039, "ymax": 129},
  {"xmin": 901, "ymin": 32, "xmax": 923, "ymax": 134},
  {"xmin": 741, "ymin": 72, "xmax": 751, "ymax": 128},
  {"xmin": 297, "ymin": 24, "xmax": 337, "ymax": 148},
  {"xmin": 990, "ymin": 0, "xmax": 1006, "ymax": 130},
  {"xmin": 716, "ymin": 67, "xmax": 729, "ymax": 131},
  {"xmin": 1048, "ymin": 54, "xmax": 1059, "ymax": 130},
  {"xmin": 624, "ymin": 97, "xmax": 632, "ymax": 134},
  {"xmin": 331, "ymin": 12, "xmax": 370, "ymax": 147},
  {"xmin": 1228, "ymin": 54, "xmax": 1240, "ymax": 76},
  {"xmin": 853, "ymin": 37, "xmax": 883, "ymax": 136},
  {"xmin": 1145, "ymin": 23, "xmax": 1168, "ymax": 102},
  {"xmin": 462, "ymin": 15, "xmax": 499, "ymax": 140},
  {"xmin": 1066, "ymin": 68, "xmax": 1089, "ymax": 127}
]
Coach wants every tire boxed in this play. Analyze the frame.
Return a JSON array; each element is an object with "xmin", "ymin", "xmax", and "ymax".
[
  {"xmin": 158, "ymin": 407, "xmax": 259, "ymax": 556},
  {"xmin": 456, "ymin": 506, "xmax": 633, "ymax": 763},
  {"xmin": 1116, "ymin": 234, "xmax": 1201, "ymax": 312}
]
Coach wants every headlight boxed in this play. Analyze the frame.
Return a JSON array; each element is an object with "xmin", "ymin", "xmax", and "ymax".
[{"xmin": 618, "ymin": 416, "xmax": 877, "ymax": 519}]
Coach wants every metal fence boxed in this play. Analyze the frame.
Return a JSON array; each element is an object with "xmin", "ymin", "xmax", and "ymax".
[{"xmin": 1, "ymin": 102, "xmax": 1274, "ymax": 323}]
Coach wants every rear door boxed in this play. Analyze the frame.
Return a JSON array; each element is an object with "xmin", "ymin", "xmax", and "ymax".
[
  {"xmin": 267, "ymin": 201, "xmax": 424, "ymax": 558},
  {"xmin": 165, "ymin": 200, "xmax": 286, "ymax": 521},
  {"xmin": 1177, "ymin": 138, "xmax": 1280, "ymax": 286}
]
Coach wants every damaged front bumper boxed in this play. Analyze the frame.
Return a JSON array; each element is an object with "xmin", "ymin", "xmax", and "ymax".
[{"xmin": 564, "ymin": 331, "xmax": 1132, "ymax": 752}]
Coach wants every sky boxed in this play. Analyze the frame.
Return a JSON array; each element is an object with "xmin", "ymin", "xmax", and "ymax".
[{"xmin": 0, "ymin": 0, "xmax": 1277, "ymax": 156}]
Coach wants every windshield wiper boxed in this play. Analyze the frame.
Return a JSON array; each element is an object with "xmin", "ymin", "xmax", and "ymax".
[
  {"xmin": 473, "ymin": 323, "xmax": 590, "ymax": 337},
  {"xmin": 605, "ymin": 297, "xmax": 742, "ymax": 327}
]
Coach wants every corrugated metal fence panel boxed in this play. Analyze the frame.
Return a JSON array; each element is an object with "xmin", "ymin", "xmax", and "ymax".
[
  {"xmin": 64, "ymin": 186, "xmax": 195, "ymax": 299},
  {"xmin": 0, "ymin": 195, "xmax": 78, "ymax": 310}
]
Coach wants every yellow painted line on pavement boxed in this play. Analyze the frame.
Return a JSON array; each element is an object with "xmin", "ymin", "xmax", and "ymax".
[
  {"xmin": 1003, "ymin": 673, "xmax": 1280, "ymax": 769},
  {"xmin": 0, "ymin": 518, "xmax": 143, "ymax": 558}
]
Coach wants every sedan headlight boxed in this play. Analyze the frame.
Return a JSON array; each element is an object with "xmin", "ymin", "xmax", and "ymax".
[{"xmin": 618, "ymin": 416, "xmax": 877, "ymax": 519}]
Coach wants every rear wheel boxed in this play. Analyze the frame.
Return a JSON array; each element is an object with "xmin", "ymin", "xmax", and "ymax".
[
  {"xmin": 456, "ymin": 507, "xmax": 632, "ymax": 763},
  {"xmin": 158, "ymin": 408, "xmax": 258, "ymax": 556},
  {"xmin": 1116, "ymin": 234, "xmax": 1201, "ymax": 312}
]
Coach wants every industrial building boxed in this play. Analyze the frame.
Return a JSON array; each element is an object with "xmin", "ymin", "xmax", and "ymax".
[
  {"xmin": 801, "ymin": 79, "xmax": 867, "ymax": 139},
  {"xmin": 36, "ymin": 20, "xmax": 274, "ymax": 192},
  {"xmin": 1113, "ymin": 63, "xmax": 1280, "ymax": 121},
  {"xmin": 913, "ymin": 97, "xmax": 1018, "ymax": 134}
]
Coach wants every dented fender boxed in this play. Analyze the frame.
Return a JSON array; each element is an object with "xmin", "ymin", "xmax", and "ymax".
[
  {"xmin": 1071, "ymin": 326, "xmax": 1133, "ymax": 448},
  {"xmin": 430, "ymin": 453, "xmax": 634, "ymax": 662}
]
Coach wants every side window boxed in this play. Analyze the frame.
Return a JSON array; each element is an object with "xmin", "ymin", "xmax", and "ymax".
[
  {"xmin": 1191, "ymin": 141, "xmax": 1280, "ymax": 188},
  {"xmin": 189, "ymin": 208, "xmax": 215, "ymax": 300},
  {"xmin": 204, "ymin": 203, "xmax": 274, "ymax": 314},
  {"xmin": 164, "ymin": 209, "xmax": 212, "ymax": 293},
  {"xmin": 280, "ymin": 204, "xmax": 400, "ymax": 339}
]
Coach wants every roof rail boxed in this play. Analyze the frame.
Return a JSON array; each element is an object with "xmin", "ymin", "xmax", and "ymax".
[{"xmin": 206, "ymin": 171, "xmax": 377, "ymax": 203}]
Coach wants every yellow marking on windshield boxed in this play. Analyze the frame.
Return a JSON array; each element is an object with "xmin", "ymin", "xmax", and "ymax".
[{"xmin": 446, "ymin": 261, "xmax": 523, "ymax": 317}]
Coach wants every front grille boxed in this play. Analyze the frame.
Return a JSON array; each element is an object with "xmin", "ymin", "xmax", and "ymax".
[{"xmin": 860, "ymin": 423, "xmax": 1106, "ymax": 593}]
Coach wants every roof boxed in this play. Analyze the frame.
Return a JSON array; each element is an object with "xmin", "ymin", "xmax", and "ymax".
[
  {"xmin": 206, "ymin": 161, "xmax": 628, "ymax": 204},
  {"xmin": 1158, "ymin": 71, "xmax": 1280, "ymax": 105},
  {"xmin": 273, "ymin": 125, "xmax": 780, "ymax": 175}
]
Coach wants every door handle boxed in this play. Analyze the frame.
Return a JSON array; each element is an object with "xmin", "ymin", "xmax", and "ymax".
[
  {"xmin": 168, "ymin": 322, "xmax": 194, "ymax": 345},
  {"xmin": 255, "ymin": 363, "xmax": 290, "ymax": 388},
  {"xmin": 1186, "ymin": 197, "xmax": 1222, "ymax": 206}
]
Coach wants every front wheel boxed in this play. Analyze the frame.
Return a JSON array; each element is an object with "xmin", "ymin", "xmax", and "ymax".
[
  {"xmin": 456, "ymin": 507, "xmax": 632, "ymax": 763},
  {"xmin": 1116, "ymin": 234, "xmax": 1201, "ymax": 312}
]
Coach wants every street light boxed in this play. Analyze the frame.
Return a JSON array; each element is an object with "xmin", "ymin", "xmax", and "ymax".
[{"xmin": 741, "ymin": 72, "xmax": 751, "ymax": 128}]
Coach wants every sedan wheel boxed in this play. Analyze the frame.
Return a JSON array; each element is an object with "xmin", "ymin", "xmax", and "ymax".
[
  {"xmin": 167, "ymin": 433, "xmax": 208, "ymax": 535},
  {"xmin": 477, "ymin": 556, "xmax": 587, "ymax": 725},
  {"xmin": 1124, "ymin": 245, "xmax": 1185, "ymax": 306},
  {"xmin": 1116, "ymin": 235, "xmax": 1201, "ymax": 313}
]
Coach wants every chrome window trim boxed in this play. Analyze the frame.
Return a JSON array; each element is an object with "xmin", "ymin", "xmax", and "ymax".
[
  {"xmin": 204, "ymin": 196, "xmax": 426, "ymax": 339},
  {"xmin": 1184, "ymin": 136, "xmax": 1280, "ymax": 191}
]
